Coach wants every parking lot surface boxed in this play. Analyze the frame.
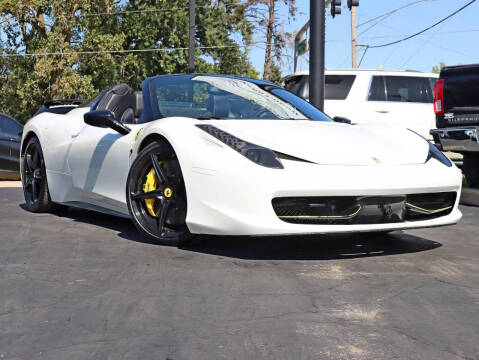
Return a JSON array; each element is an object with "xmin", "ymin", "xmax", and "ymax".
[{"xmin": 1, "ymin": 187, "xmax": 478, "ymax": 360}]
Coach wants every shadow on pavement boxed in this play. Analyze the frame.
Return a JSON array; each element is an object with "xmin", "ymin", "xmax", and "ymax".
[
  {"xmin": 20, "ymin": 203, "xmax": 442, "ymax": 261},
  {"xmin": 180, "ymin": 232, "xmax": 442, "ymax": 260}
]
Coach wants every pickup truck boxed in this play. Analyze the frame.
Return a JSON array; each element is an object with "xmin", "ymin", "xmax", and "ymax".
[{"xmin": 430, "ymin": 64, "xmax": 479, "ymax": 188}]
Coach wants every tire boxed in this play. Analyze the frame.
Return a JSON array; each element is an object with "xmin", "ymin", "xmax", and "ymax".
[
  {"xmin": 22, "ymin": 136, "xmax": 56, "ymax": 212},
  {"xmin": 126, "ymin": 142, "xmax": 191, "ymax": 246},
  {"xmin": 463, "ymin": 153, "xmax": 479, "ymax": 188}
]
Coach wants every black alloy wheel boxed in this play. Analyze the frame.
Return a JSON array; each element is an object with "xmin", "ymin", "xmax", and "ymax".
[
  {"xmin": 22, "ymin": 136, "xmax": 55, "ymax": 212},
  {"xmin": 126, "ymin": 142, "xmax": 190, "ymax": 245}
]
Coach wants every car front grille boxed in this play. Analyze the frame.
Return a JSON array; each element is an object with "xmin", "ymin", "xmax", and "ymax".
[{"xmin": 272, "ymin": 192, "xmax": 456, "ymax": 225}]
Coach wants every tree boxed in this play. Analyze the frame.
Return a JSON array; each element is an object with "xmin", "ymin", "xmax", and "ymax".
[
  {"xmin": 432, "ymin": 62, "xmax": 446, "ymax": 74},
  {"xmin": 113, "ymin": 0, "xmax": 259, "ymax": 89},
  {"xmin": 0, "ymin": 0, "xmax": 258, "ymax": 122},
  {"xmin": 244, "ymin": 0, "xmax": 296, "ymax": 81},
  {"xmin": 0, "ymin": 0, "xmax": 113, "ymax": 121}
]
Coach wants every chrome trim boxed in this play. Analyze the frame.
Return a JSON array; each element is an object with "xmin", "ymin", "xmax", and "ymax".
[
  {"xmin": 430, "ymin": 126, "xmax": 479, "ymax": 152},
  {"xmin": 365, "ymin": 74, "xmax": 375, "ymax": 101}
]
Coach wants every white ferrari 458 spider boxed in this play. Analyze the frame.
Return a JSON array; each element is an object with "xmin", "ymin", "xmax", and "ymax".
[{"xmin": 21, "ymin": 74, "xmax": 462, "ymax": 245}]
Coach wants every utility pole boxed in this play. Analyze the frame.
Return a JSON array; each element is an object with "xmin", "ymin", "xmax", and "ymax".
[
  {"xmin": 188, "ymin": 0, "xmax": 195, "ymax": 74},
  {"xmin": 351, "ymin": 5, "xmax": 358, "ymax": 68},
  {"xmin": 309, "ymin": 0, "xmax": 325, "ymax": 110}
]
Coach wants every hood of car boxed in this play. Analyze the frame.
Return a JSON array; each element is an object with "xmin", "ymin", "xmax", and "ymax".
[{"xmin": 204, "ymin": 120, "xmax": 429, "ymax": 166}]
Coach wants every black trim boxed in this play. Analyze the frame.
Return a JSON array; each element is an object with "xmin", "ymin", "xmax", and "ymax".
[
  {"xmin": 272, "ymin": 192, "xmax": 456, "ymax": 225},
  {"xmin": 196, "ymin": 124, "xmax": 284, "ymax": 169}
]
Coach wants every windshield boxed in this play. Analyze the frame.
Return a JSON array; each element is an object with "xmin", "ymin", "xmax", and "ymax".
[{"xmin": 147, "ymin": 75, "xmax": 332, "ymax": 121}]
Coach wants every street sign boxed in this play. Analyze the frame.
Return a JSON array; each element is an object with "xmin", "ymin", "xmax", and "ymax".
[{"xmin": 297, "ymin": 38, "xmax": 309, "ymax": 56}]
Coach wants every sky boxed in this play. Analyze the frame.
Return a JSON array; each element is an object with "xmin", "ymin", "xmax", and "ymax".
[{"xmin": 248, "ymin": 0, "xmax": 479, "ymax": 76}]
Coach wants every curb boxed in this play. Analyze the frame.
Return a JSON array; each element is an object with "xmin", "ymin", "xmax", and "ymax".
[{"xmin": 460, "ymin": 188, "xmax": 479, "ymax": 207}]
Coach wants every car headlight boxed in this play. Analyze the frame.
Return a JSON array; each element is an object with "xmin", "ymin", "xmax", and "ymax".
[
  {"xmin": 427, "ymin": 141, "xmax": 452, "ymax": 167},
  {"xmin": 196, "ymin": 124, "xmax": 284, "ymax": 169},
  {"xmin": 407, "ymin": 129, "xmax": 452, "ymax": 168}
]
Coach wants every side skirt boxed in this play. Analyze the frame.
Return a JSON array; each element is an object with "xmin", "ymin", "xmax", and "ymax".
[{"xmin": 62, "ymin": 201, "xmax": 132, "ymax": 219}]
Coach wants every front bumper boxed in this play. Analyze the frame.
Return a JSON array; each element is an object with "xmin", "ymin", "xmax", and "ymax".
[
  {"xmin": 184, "ymin": 158, "xmax": 462, "ymax": 236},
  {"xmin": 431, "ymin": 126, "xmax": 479, "ymax": 153}
]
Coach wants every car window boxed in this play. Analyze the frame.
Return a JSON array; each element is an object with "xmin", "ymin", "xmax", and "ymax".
[
  {"xmin": 428, "ymin": 77, "xmax": 437, "ymax": 93},
  {"xmin": 1, "ymin": 116, "xmax": 22, "ymax": 135},
  {"xmin": 156, "ymin": 82, "xmax": 210, "ymax": 110},
  {"xmin": 368, "ymin": 76, "xmax": 386, "ymax": 101},
  {"xmin": 325, "ymin": 75, "xmax": 356, "ymax": 100},
  {"xmin": 384, "ymin": 76, "xmax": 434, "ymax": 103}
]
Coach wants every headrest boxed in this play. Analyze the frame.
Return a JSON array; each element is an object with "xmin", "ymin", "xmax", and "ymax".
[
  {"xmin": 110, "ymin": 83, "xmax": 131, "ymax": 96},
  {"xmin": 96, "ymin": 83, "xmax": 134, "ymax": 120},
  {"xmin": 210, "ymin": 95, "xmax": 229, "ymax": 118},
  {"xmin": 134, "ymin": 91, "xmax": 143, "ymax": 118}
]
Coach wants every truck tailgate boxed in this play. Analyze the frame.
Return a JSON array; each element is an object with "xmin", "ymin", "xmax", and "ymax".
[{"xmin": 438, "ymin": 64, "xmax": 479, "ymax": 127}]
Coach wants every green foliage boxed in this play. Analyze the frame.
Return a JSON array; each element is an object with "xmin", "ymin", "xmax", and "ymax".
[
  {"xmin": 432, "ymin": 62, "xmax": 446, "ymax": 74},
  {"xmin": 0, "ymin": 0, "xmax": 258, "ymax": 123},
  {"xmin": 268, "ymin": 62, "xmax": 283, "ymax": 84}
]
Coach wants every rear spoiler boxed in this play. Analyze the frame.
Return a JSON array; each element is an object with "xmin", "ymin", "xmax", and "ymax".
[
  {"xmin": 34, "ymin": 99, "xmax": 85, "ymax": 116},
  {"xmin": 43, "ymin": 99, "xmax": 84, "ymax": 108}
]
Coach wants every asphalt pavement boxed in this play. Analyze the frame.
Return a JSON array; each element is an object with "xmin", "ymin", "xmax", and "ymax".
[{"xmin": 0, "ymin": 187, "xmax": 478, "ymax": 360}]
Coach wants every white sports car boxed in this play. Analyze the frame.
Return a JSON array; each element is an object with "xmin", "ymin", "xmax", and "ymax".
[{"xmin": 21, "ymin": 74, "xmax": 462, "ymax": 245}]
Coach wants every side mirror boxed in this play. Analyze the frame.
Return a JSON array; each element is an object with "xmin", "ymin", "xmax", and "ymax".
[
  {"xmin": 84, "ymin": 110, "xmax": 131, "ymax": 135},
  {"xmin": 333, "ymin": 116, "xmax": 352, "ymax": 125}
]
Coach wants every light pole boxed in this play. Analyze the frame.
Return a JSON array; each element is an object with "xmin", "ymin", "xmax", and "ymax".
[{"xmin": 309, "ymin": 0, "xmax": 326, "ymax": 110}]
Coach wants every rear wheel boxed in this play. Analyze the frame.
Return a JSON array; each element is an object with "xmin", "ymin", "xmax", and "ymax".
[
  {"xmin": 463, "ymin": 153, "xmax": 479, "ymax": 188},
  {"xmin": 126, "ymin": 142, "xmax": 190, "ymax": 246},
  {"xmin": 22, "ymin": 136, "xmax": 56, "ymax": 212}
]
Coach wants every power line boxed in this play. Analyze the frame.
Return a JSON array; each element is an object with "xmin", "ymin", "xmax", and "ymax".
[
  {"xmin": 359, "ymin": 29, "xmax": 479, "ymax": 40},
  {"xmin": 357, "ymin": 12, "xmax": 393, "ymax": 38},
  {"xmin": 374, "ymin": 20, "xmax": 479, "ymax": 61},
  {"xmin": 358, "ymin": 0, "xmax": 435, "ymax": 28},
  {"xmin": 365, "ymin": 0, "xmax": 477, "ymax": 49},
  {"xmin": 0, "ymin": 43, "xmax": 274, "ymax": 58},
  {"xmin": 400, "ymin": 21, "xmax": 446, "ymax": 67},
  {"xmin": 79, "ymin": 5, "xmax": 211, "ymax": 17},
  {"xmin": 358, "ymin": 46, "xmax": 368, "ymax": 67}
]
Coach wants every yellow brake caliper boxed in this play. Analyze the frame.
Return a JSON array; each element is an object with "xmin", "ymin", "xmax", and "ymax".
[{"xmin": 143, "ymin": 167, "xmax": 159, "ymax": 217}]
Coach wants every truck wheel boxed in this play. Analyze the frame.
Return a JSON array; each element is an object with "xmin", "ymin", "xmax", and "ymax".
[{"xmin": 463, "ymin": 153, "xmax": 479, "ymax": 188}]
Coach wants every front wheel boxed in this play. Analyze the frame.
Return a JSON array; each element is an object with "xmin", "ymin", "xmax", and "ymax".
[{"xmin": 126, "ymin": 142, "xmax": 191, "ymax": 246}]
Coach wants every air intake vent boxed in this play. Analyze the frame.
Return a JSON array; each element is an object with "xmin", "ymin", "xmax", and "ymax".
[{"xmin": 272, "ymin": 192, "xmax": 456, "ymax": 225}]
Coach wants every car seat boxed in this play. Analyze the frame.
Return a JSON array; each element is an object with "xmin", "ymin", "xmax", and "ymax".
[
  {"xmin": 133, "ymin": 91, "xmax": 143, "ymax": 123},
  {"xmin": 96, "ymin": 83, "xmax": 139, "ymax": 124},
  {"xmin": 208, "ymin": 95, "xmax": 230, "ymax": 118}
]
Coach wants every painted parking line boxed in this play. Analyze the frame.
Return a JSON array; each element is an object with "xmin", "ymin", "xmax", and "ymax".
[{"xmin": 0, "ymin": 181, "xmax": 22, "ymax": 188}]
